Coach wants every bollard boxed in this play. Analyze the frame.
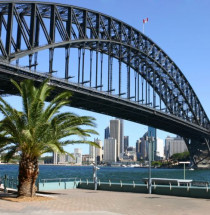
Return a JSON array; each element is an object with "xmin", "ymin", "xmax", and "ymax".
[{"xmin": 4, "ymin": 175, "xmax": 8, "ymax": 193}]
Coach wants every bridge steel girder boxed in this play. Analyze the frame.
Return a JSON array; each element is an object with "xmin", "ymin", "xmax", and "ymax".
[{"xmin": 0, "ymin": 1, "xmax": 210, "ymax": 161}]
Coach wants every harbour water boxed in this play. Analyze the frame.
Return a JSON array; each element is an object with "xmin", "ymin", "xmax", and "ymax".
[{"xmin": 0, "ymin": 164, "xmax": 210, "ymax": 183}]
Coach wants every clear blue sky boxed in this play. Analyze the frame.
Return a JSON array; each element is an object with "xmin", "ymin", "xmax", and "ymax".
[{"xmin": 2, "ymin": 0, "xmax": 210, "ymax": 154}]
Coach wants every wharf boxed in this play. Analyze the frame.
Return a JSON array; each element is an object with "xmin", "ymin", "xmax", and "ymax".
[{"xmin": 1, "ymin": 189, "xmax": 210, "ymax": 215}]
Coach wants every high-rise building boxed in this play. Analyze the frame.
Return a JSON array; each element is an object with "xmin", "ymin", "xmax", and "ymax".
[
  {"xmin": 119, "ymin": 119, "xmax": 124, "ymax": 155},
  {"xmin": 110, "ymin": 119, "xmax": 121, "ymax": 160},
  {"xmin": 74, "ymin": 148, "xmax": 82, "ymax": 165},
  {"xmin": 89, "ymin": 138, "xmax": 103, "ymax": 164},
  {"xmin": 140, "ymin": 132, "xmax": 148, "ymax": 159},
  {"xmin": 124, "ymin": 136, "xmax": 129, "ymax": 152},
  {"xmin": 156, "ymin": 138, "xmax": 164, "ymax": 160},
  {"xmin": 104, "ymin": 126, "xmax": 110, "ymax": 139},
  {"xmin": 89, "ymin": 144, "xmax": 96, "ymax": 162},
  {"xmin": 53, "ymin": 152, "xmax": 58, "ymax": 164},
  {"xmin": 103, "ymin": 138, "xmax": 117, "ymax": 163},
  {"xmin": 148, "ymin": 126, "xmax": 157, "ymax": 161},
  {"xmin": 165, "ymin": 136, "xmax": 188, "ymax": 159}
]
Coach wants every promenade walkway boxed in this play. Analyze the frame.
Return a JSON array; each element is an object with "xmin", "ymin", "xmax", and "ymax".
[{"xmin": 1, "ymin": 189, "xmax": 210, "ymax": 215}]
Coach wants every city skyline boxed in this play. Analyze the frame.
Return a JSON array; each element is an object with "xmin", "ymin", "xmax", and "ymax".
[{"xmin": 0, "ymin": 0, "xmax": 210, "ymax": 155}]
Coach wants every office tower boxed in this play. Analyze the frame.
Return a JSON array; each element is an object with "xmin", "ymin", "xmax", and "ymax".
[
  {"xmin": 53, "ymin": 152, "xmax": 58, "ymax": 164},
  {"xmin": 74, "ymin": 148, "xmax": 82, "ymax": 165},
  {"xmin": 110, "ymin": 119, "xmax": 120, "ymax": 160},
  {"xmin": 104, "ymin": 126, "xmax": 110, "ymax": 139},
  {"xmin": 103, "ymin": 138, "xmax": 117, "ymax": 163},
  {"xmin": 136, "ymin": 139, "xmax": 141, "ymax": 160},
  {"xmin": 95, "ymin": 138, "xmax": 103, "ymax": 164},
  {"xmin": 165, "ymin": 136, "xmax": 188, "ymax": 159},
  {"xmin": 140, "ymin": 132, "xmax": 148, "ymax": 159},
  {"xmin": 58, "ymin": 153, "xmax": 66, "ymax": 164},
  {"xmin": 124, "ymin": 136, "xmax": 129, "ymax": 152},
  {"xmin": 148, "ymin": 126, "xmax": 157, "ymax": 161},
  {"xmin": 89, "ymin": 144, "xmax": 96, "ymax": 162},
  {"xmin": 89, "ymin": 138, "xmax": 103, "ymax": 164},
  {"xmin": 110, "ymin": 119, "xmax": 121, "ymax": 160},
  {"xmin": 119, "ymin": 119, "xmax": 124, "ymax": 155},
  {"xmin": 156, "ymin": 138, "xmax": 164, "ymax": 160}
]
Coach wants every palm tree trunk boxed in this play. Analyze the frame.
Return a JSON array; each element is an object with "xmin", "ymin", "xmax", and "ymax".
[{"xmin": 18, "ymin": 156, "xmax": 39, "ymax": 197}]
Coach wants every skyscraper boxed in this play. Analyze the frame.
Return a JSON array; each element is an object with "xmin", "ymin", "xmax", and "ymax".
[
  {"xmin": 120, "ymin": 119, "xmax": 124, "ymax": 155},
  {"xmin": 103, "ymin": 138, "xmax": 117, "ymax": 163},
  {"xmin": 124, "ymin": 136, "xmax": 129, "ymax": 151},
  {"xmin": 110, "ymin": 119, "xmax": 121, "ymax": 160},
  {"xmin": 104, "ymin": 126, "xmax": 110, "ymax": 139},
  {"xmin": 148, "ymin": 126, "xmax": 157, "ymax": 161},
  {"xmin": 89, "ymin": 138, "xmax": 103, "ymax": 164},
  {"xmin": 165, "ymin": 136, "xmax": 188, "ymax": 159}
]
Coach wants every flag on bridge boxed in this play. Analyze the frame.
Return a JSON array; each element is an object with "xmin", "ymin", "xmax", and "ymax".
[{"xmin": 143, "ymin": 18, "xmax": 148, "ymax": 24}]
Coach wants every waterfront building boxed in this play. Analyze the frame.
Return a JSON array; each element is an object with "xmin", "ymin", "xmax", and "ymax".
[
  {"xmin": 110, "ymin": 119, "xmax": 121, "ymax": 160},
  {"xmin": 140, "ymin": 132, "xmax": 148, "ymax": 159},
  {"xmin": 74, "ymin": 148, "xmax": 82, "ymax": 165},
  {"xmin": 95, "ymin": 138, "xmax": 103, "ymax": 163},
  {"xmin": 103, "ymin": 138, "xmax": 117, "ymax": 163},
  {"xmin": 89, "ymin": 144, "xmax": 96, "ymax": 162},
  {"xmin": 148, "ymin": 126, "xmax": 157, "ymax": 161},
  {"xmin": 124, "ymin": 136, "xmax": 129, "ymax": 152},
  {"xmin": 164, "ymin": 136, "xmax": 188, "ymax": 159},
  {"xmin": 136, "ymin": 139, "xmax": 141, "ymax": 160},
  {"xmin": 104, "ymin": 126, "xmax": 110, "ymax": 139},
  {"xmin": 119, "ymin": 119, "xmax": 124, "ymax": 156},
  {"xmin": 156, "ymin": 138, "xmax": 164, "ymax": 160},
  {"xmin": 53, "ymin": 152, "xmax": 58, "ymax": 164},
  {"xmin": 89, "ymin": 138, "xmax": 103, "ymax": 164}
]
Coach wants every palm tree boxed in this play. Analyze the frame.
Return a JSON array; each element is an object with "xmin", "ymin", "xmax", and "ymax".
[{"xmin": 0, "ymin": 79, "xmax": 98, "ymax": 197}]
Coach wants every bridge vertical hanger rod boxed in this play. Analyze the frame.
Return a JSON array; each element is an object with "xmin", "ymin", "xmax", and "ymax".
[
  {"xmin": 65, "ymin": 7, "xmax": 72, "ymax": 79},
  {"xmin": 49, "ymin": 49, "xmax": 54, "ymax": 74},
  {"xmin": 127, "ymin": 65, "xmax": 130, "ymax": 99},
  {"xmin": 29, "ymin": 55, "xmax": 32, "ymax": 70},
  {"xmin": 110, "ymin": 56, "xmax": 113, "ymax": 93},
  {"xmin": 65, "ymin": 46, "xmax": 70, "ymax": 79},
  {"xmin": 96, "ymin": 44, "xmax": 98, "ymax": 87},
  {"xmin": 108, "ymin": 48, "xmax": 110, "ymax": 93},
  {"xmin": 82, "ymin": 45, "xmax": 85, "ymax": 84},
  {"xmin": 30, "ymin": 4, "xmax": 36, "ymax": 69},
  {"xmin": 16, "ymin": 14, "xmax": 21, "ymax": 66},
  {"xmin": 90, "ymin": 50, "xmax": 93, "ymax": 87},
  {"xmin": 34, "ymin": 6, "xmax": 40, "ymax": 71},
  {"xmin": 119, "ymin": 59, "xmax": 122, "ymax": 97},
  {"xmin": 0, "ymin": 13, "xmax": 2, "ymax": 37},
  {"xmin": 141, "ymin": 66, "xmax": 144, "ymax": 104},
  {"xmin": 100, "ymin": 52, "xmax": 103, "ymax": 91},
  {"xmin": 134, "ymin": 71, "xmax": 137, "ymax": 102},
  {"xmin": 153, "ymin": 72, "xmax": 156, "ymax": 108},
  {"xmin": 146, "ymin": 70, "xmax": 148, "ymax": 105},
  {"xmin": 49, "ymin": 5, "xmax": 55, "ymax": 74},
  {"xmin": 78, "ymin": 48, "xmax": 81, "ymax": 83},
  {"xmin": 137, "ymin": 71, "xmax": 140, "ymax": 103},
  {"xmin": 159, "ymin": 77, "xmax": 162, "ymax": 110},
  {"xmin": 6, "ymin": 3, "xmax": 14, "ymax": 57},
  {"xmin": 30, "ymin": 4, "xmax": 36, "ymax": 48}
]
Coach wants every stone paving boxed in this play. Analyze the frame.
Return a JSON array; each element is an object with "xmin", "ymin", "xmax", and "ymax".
[{"xmin": 1, "ymin": 189, "xmax": 210, "ymax": 215}]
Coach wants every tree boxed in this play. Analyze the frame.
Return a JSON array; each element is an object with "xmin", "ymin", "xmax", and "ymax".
[
  {"xmin": 0, "ymin": 79, "xmax": 98, "ymax": 197},
  {"xmin": 170, "ymin": 151, "xmax": 190, "ymax": 162}
]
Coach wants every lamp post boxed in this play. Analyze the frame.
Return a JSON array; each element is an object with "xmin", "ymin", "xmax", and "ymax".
[
  {"xmin": 179, "ymin": 161, "xmax": 190, "ymax": 180},
  {"xmin": 146, "ymin": 135, "xmax": 154, "ymax": 194}
]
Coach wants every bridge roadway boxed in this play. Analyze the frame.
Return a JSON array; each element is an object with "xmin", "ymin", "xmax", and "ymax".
[{"xmin": 0, "ymin": 61, "xmax": 209, "ymax": 142}]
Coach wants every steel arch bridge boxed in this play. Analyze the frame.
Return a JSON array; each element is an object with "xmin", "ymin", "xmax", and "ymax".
[{"xmin": 0, "ymin": 1, "xmax": 209, "ymax": 166}]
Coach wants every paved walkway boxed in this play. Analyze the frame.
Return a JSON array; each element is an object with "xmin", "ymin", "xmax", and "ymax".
[{"xmin": 1, "ymin": 189, "xmax": 210, "ymax": 215}]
